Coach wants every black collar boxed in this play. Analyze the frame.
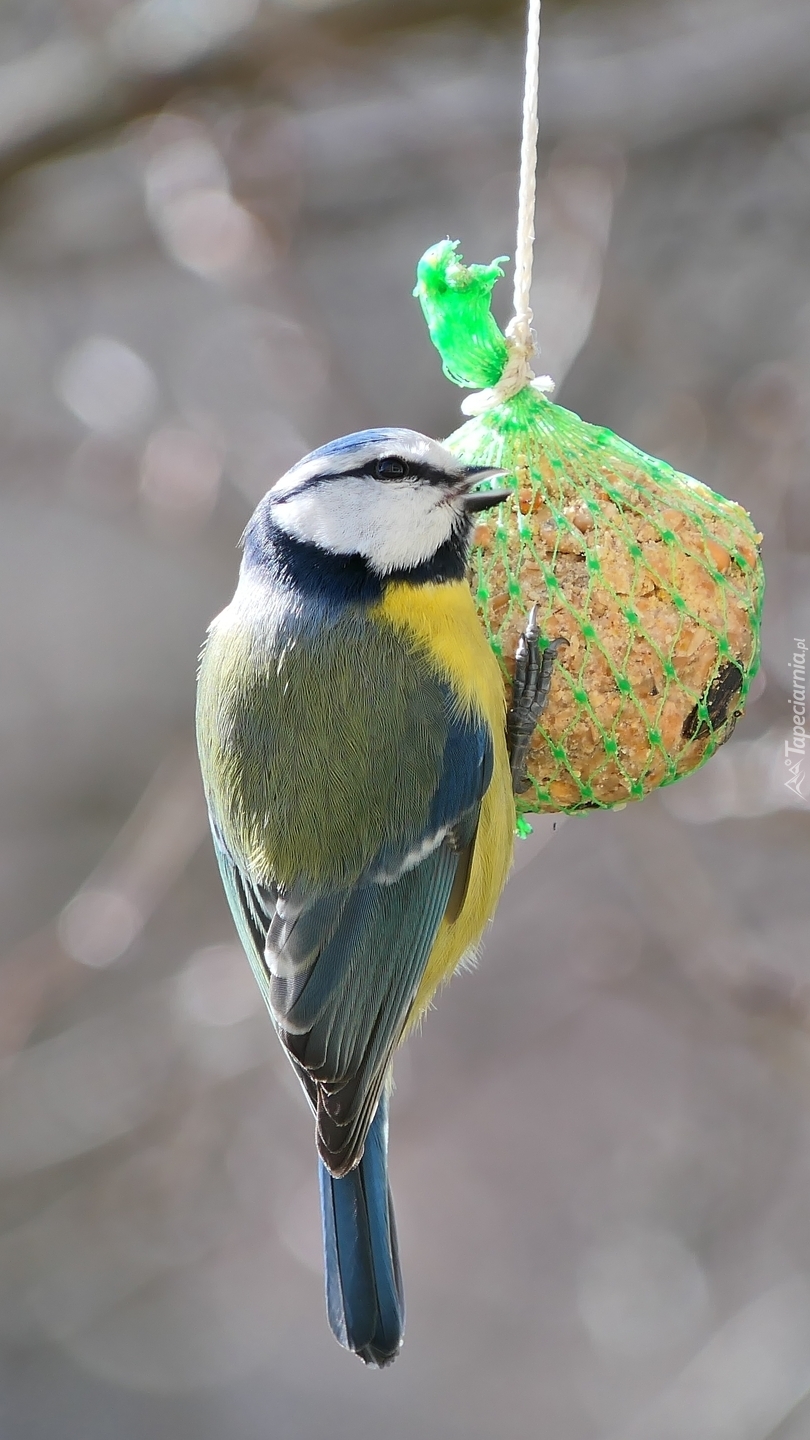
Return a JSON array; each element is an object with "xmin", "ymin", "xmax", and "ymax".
[{"xmin": 242, "ymin": 507, "xmax": 472, "ymax": 609}]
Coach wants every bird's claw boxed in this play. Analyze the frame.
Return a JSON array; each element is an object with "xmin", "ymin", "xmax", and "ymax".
[{"xmin": 507, "ymin": 606, "xmax": 568, "ymax": 794}]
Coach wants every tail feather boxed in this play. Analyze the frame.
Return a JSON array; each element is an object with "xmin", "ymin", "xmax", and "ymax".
[{"xmin": 318, "ymin": 1091, "xmax": 404, "ymax": 1367}]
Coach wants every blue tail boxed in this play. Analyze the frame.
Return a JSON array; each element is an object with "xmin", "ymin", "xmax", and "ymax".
[{"xmin": 318, "ymin": 1091, "xmax": 404, "ymax": 1367}]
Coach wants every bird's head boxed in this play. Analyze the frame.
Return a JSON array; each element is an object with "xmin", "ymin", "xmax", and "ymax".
[{"xmin": 251, "ymin": 428, "xmax": 508, "ymax": 579}]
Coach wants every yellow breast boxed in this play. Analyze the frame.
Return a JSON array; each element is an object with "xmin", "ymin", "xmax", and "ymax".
[
  {"xmin": 375, "ymin": 578, "xmax": 506, "ymax": 731},
  {"xmin": 374, "ymin": 579, "xmax": 515, "ymax": 1024}
]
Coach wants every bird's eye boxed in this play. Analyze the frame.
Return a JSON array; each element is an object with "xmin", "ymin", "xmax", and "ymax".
[{"xmin": 375, "ymin": 457, "xmax": 407, "ymax": 480}]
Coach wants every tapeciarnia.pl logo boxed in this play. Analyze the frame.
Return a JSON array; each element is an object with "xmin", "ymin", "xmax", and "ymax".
[{"xmin": 785, "ymin": 638, "xmax": 807, "ymax": 800}]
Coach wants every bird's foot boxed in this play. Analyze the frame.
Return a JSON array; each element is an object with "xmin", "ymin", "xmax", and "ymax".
[{"xmin": 507, "ymin": 607, "xmax": 568, "ymax": 795}]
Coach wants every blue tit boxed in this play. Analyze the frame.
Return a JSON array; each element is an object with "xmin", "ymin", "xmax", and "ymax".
[{"xmin": 196, "ymin": 427, "xmax": 554, "ymax": 1367}]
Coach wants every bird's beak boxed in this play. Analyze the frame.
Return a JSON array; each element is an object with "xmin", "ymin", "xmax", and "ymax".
[{"xmin": 458, "ymin": 464, "xmax": 511, "ymax": 513}]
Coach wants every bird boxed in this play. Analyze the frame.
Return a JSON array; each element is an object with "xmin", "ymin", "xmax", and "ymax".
[{"xmin": 195, "ymin": 427, "xmax": 560, "ymax": 1367}]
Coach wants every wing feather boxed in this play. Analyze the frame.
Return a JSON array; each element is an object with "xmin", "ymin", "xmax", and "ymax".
[{"xmin": 206, "ymin": 636, "xmax": 495, "ymax": 1176}]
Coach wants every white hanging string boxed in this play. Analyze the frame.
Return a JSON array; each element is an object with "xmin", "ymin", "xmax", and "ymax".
[
  {"xmin": 462, "ymin": 0, "xmax": 554, "ymax": 417},
  {"xmin": 509, "ymin": 0, "xmax": 542, "ymax": 362}
]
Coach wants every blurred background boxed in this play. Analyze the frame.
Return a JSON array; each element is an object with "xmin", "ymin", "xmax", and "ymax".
[{"xmin": 0, "ymin": 0, "xmax": 809, "ymax": 1435}]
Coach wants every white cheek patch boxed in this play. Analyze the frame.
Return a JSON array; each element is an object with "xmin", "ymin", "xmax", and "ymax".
[{"xmin": 273, "ymin": 477, "xmax": 459, "ymax": 574}]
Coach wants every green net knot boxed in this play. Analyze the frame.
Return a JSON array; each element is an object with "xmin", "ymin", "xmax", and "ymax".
[{"xmin": 414, "ymin": 240, "xmax": 510, "ymax": 390}]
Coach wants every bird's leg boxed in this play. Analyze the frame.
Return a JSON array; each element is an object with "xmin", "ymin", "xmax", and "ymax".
[{"xmin": 507, "ymin": 606, "xmax": 568, "ymax": 795}]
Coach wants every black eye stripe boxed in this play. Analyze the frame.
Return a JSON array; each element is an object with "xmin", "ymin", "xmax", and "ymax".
[
  {"xmin": 362, "ymin": 458, "xmax": 456, "ymax": 486},
  {"xmin": 420, "ymin": 462, "xmax": 458, "ymax": 487},
  {"xmin": 272, "ymin": 456, "xmax": 460, "ymax": 496}
]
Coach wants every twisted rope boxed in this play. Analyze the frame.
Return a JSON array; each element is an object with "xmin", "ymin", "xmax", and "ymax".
[{"xmin": 462, "ymin": 0, "xmax": 553, "ymax": 416}]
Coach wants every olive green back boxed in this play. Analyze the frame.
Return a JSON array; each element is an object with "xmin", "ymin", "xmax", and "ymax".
[{"xmin": 196, "ymin": 605, "xmax": 447, "ymax": 891}]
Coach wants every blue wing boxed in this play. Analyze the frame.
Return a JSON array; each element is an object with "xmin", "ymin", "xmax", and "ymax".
[{"xmin": 211, "ymin": 697, "xmax": 492, "ymax": 1177}]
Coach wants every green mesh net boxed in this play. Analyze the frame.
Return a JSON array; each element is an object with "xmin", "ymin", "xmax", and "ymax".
[{"xmin": 415, "ymin": 240, "xmax": 765, "ymax": 817}]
